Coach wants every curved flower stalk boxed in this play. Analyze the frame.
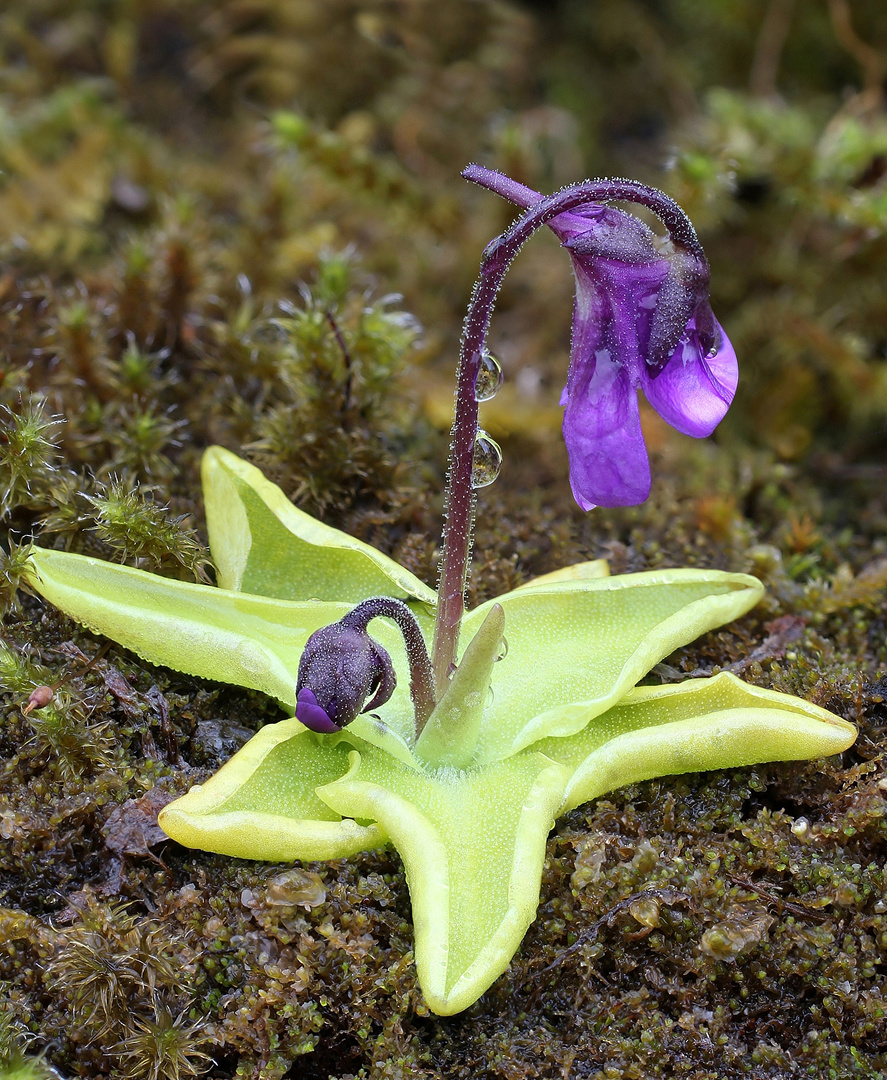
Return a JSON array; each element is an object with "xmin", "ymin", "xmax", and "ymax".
[
  {"xmin": 463, "ymin": 166, "xmax": 738, "ymax": 510},
  {"xmin": 24, "ymin": 448, "xmax": 856, "ymax": 1015},
  {"xmin": 431, "ymin": 171, "xmax": 740, "ymax": 687}
]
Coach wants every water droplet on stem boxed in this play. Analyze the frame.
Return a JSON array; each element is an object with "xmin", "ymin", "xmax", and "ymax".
[
  {"xmin": 474, "ymin": 349, "xmax": 503, "ymax": 402},
  {"xmin": 471, "ymin": 430, "xmax": 502, "ymax": 488}
]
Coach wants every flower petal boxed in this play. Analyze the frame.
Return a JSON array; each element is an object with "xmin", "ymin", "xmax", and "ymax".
[
  {"xmin": 640, "ymin": 317, "xmax": 738, "ymax": 437},
  {"xmin": 296, "ymin": 687, "xmax": 340, "ymax": 733},
  {"xmin": 562, "ymin": 348, "xmax": 651, "ymax": 509}
]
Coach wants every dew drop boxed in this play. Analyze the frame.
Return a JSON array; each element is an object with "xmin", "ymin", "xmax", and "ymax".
[
  {"xmin": 474, "ymin": 349, "xmax": 503, "ymax": 402},
  {"xmin": 471, "ymin": 430, "xmax": 502, "ymax": 488},
  {"xmin": 494, "ymin": 636, "xmax": 508, "ymax": 662},
  {"xmin": 265, "ymin": 869, "xmax": 326, "ymax": 909}
]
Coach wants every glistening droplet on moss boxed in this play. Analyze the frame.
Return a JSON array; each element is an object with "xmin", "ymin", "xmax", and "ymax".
[
  {"xmin": 471, "ymin": 430, "xmax": 502, "ymax": 488},
  {"xmin": 629, "ymin": 896, "xmax": 661, "ymax": 928},
  {"xmin": 474, "ymin": 349, "xmax": 503, "ymax": 401}
]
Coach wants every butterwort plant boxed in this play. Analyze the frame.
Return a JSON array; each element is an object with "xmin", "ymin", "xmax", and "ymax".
[{"xmin": 24, "ymin": 170, "xmax": 856, "ymax": 1016}]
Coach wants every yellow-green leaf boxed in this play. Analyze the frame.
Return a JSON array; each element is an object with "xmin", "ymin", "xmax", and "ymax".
[
  {"xmin": 24, "ymin": 547, "xmax": 403, "ymax": 712},
  {"xmin": 463, "ymin": 569, "xmax": 764, "ymax": 762},
  {"xmin": 158, "ymin": 719, "xmax": 387, "ymax": 861},
  {"xmin": 316, "ymin": 746, "xmax": 569, "ymax": 1015},
  {"xmin": 203, "ymin": 447, "xmax": 436, "ymax": 610},
  {"xmin": 537, "ymin": 671, "xmax": 857, "ymax": 813}
]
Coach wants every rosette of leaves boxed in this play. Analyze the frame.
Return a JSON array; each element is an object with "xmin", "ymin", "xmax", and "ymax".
[{"xmin": 24, "ymin": 448, "xmax": 855, "ymax": 1015}]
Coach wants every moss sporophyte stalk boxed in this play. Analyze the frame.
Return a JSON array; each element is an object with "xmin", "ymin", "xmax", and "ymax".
[{"xmin": 23, "ymin": 171, "xmax": 857, "ymax": 1016}]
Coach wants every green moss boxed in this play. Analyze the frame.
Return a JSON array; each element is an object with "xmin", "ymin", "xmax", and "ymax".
[
  {"xmin": 0, "ymin": 1008, "xmax": 56, "ymax": 1080},
  {"xmin": 0, "ymin": 0, "xmax": 886, "ymax": 1076},
  {"xmin": 86, "ymin": 480, "xmax": 210, "ymax": 581}
]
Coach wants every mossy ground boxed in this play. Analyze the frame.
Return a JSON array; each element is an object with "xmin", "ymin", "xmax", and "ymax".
[{"xmin": 1, "ymin": 2, "xmax": 886, "ymax": 1077}]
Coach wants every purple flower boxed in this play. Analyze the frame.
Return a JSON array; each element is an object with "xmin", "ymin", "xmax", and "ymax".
[{"xmin": 466, "ymin": 168, "xmax": 738, "ymax": 510}]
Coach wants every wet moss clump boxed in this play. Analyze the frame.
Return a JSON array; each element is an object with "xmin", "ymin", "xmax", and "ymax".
[{"xmin": 1, "ymin": 1, "xmax": 886, "ymax": 1077}]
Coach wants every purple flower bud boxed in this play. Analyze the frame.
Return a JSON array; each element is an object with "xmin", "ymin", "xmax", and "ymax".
[
  {"xmin": 465, "ymin": 167, "xmax": 738, "ymax": 511},
  {"xmin": 295, "ymin": 619, "xmax": 396, "ymax": 732}
]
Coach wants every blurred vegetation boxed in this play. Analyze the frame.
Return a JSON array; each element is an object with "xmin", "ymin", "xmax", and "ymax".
[{"xmin": 0, "ymin": 1, "xmax": 886, "ymax": 1077}]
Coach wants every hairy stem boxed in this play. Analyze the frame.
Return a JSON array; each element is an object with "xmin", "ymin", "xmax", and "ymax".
[{"xmin": 430, "ymin": 168, "xmax": 705, "ymax": 688}]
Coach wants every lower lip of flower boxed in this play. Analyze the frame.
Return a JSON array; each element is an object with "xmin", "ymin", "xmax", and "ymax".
[{"xmin": 296, "ymin": 687, "xmax": 340, "ymax": 733}]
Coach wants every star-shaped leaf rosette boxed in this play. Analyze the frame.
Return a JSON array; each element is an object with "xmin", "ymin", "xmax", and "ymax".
[{"xmin": 24, "ymin": 171, "xmax": 856, "ymax": 1016}]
